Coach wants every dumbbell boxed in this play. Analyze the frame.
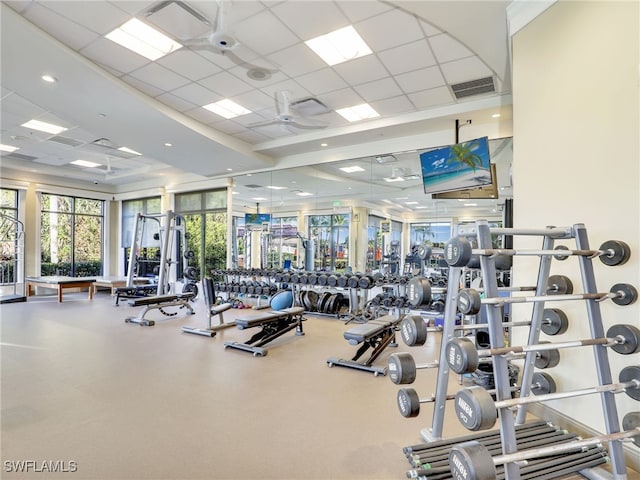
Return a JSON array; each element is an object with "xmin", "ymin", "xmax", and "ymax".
[
  {"xmin": 449, "ymin": 412, "xmax": 640, "ymax": 480},
  {"xmin": 447, "ymin": 324, "xmax": 640, "ymax": 374},
  {"xmin": 397, "ymin": 372, "xmax": 555, "ymax": 418},
  {"xmin": 455, "ymin": 365, "xmax": 639, "ymax": 431},
  {"xmin": 400, "ymin": 308, "xmax": 569, "ymax": 347},
  {"xmin": 457, "ymin": 283, "xmax": 637, "ymax": 315},
  {"xmin": 444, "ymin": 236, "xmax": 631, "ymax": 267}
]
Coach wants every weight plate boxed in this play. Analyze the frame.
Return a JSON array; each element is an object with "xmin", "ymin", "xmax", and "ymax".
[
  {"xmin": 607, "ymin": 324, "xmax": 640, "ymax": 355},
  {"xmin": 327, "ymin": 275, "xmax": 338, "ymax": 287},
  {"xmin": 388, "ymin": 353, "xmax": 417, "ymax": 385},
  {"xmin": 400, "ymin": 315, "xmax": 427, "ymax": 347},
  {"xmin": 599, "ymin": 240, "xmax": 631, "ymax": 266},
  {"xmin": 307, "ymin": 273, "xmax": 318, "ymax": 285},
  {"xmin": 447, "ymin": 338, "xmax": 479, "ymax": 374},
  {"xmin": 445, "ymin": 237, "xmax": 473, "ymax": 267},
  {"xmin": 531, "ymin": 372, "xmax": 556, "ymax": 395},
  {"xmin": 553, "ymin": 245, "xmax": 570, "ymax": 261},
  {"xmin": 622, "ymin": 412, "xmax": 640, "ymax": 448},
  {"xmin": 407, "ymin": 277, "xmax": 431, "ymax": 307},
  {"xmin": 449, "ymin": 442, "xmax": 495, "ymax": 480},
  {"xmin": 417, "ymin": 244, "xmax": 432, "ymax": 261},
  {"xmin": 358, "ymin": 275, "xmax": 373, "ymax": 289},
  {"xmin": 547, "ymin": 275, "xmax": 573, "ymax": 295},
  {"xmin": 317, "ymin": 292, "xmax": 330, "ymax": 312},
  {"xmin": 494, "ymin": 255, "xmax": 513, "ymax": 271},
  {"xmin": 541, "ymin": 308, "xmax": 569, "ymax": 336},
  {"xmin": 618, "ymin": 365, "xmax": 640, "ymax": 401},
  {"xmin": 534, "ymin": 346, "xmax": 560, "ymax": 370},
  {"xmin": 457, "ymin": 289, "xmax": 482, "ymax": 315},
  {"xmin": 397, "ymin": 388, "xmax": 421, "ymax": 418},
  {"xmin": 184, "ymin": 250, "xmax": 195, "ymax": 259},
  {"xmin": 337, "ymin": 275, "xmax": 349, "ymax": 288},
  {"xmin": 306, "ymin": 290, "xmax": 319, "ymax": 312},
  {"xmin": 610, "ymin": 283, "xmax": 638, "ymax": 306},
  {"xmin": 183, "ymin": 266, "xmax": 198, "ymax": 281},
  {"xmin": 317, "ymin": 274, "xmax": 328, "ymax": 286},
  {"xmin": 454, "ymin": 387, "xmax": 497, "ymax": 431},
  {"xmin": 347, "ymin": 275, "xmax": 360, "ymax": 288},
  {"xmin": 298, "ymin": 274, "xmax": 308, "ymax": 284},
  {"xmin": 182, "ymin": 282, "xmax": 198, "ymax": 301}
]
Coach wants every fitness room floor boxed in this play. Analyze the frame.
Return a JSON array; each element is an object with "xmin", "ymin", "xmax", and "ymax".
[{"xmin": 1, "ymin": 290, "xmax": 638, "ymax": 480}]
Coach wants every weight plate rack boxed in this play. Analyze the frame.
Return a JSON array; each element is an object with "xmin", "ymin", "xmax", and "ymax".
[{"xmin": 417, "ymin": 221, "xmax": 635, "ymax": 480}]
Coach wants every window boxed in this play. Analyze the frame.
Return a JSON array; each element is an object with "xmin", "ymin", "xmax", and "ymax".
[
  {"xmin": 367, "ymin": 216, "xmax": 403, "ymax": 274},
  {"xmin": 307, "ymin": 214, "xmax": 349, "ymax": 271},
  {"xmin": 40, "ymin": 194, "xmax": 104, "ymax": 276},
  {"xmin": 175, "ymin": 189, "xmax": 227, "ymax": 279},
  {"xmin": 121, "ymin": 197, "xmax": 162, "ymax": 277},
  {"xmin": 267, "ymin": 216, "xmax": 298, "ymax": 269},
  {"xmin": 0, "ymin": 188, "xmax": 17, "ymax": 218}
]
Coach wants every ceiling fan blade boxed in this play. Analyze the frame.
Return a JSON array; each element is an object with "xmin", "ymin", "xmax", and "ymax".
[
  {"xmin": 222, "ymin": 50, "xmax": 277, "ymax": 73},
  {"xmin": 247, "ymin": 119, "xmax": 282, "ymax": 128},
  {"xmin": 288, "ymin": 120, "xmax": 328, "ymax": 130}
]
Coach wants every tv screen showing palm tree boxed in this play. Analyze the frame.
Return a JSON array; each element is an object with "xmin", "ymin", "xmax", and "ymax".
[{"xmin": 420, "ymin": 136, "xmax": 492, "ymax": 195}]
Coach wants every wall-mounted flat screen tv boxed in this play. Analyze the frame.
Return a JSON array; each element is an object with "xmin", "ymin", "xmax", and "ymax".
[
  {"xmin": 420, "ymin": 136, "xmax": 492, "ymax": 195},
  {"xmin": 432, "ymin": 164, "xmax": 499, "ymax": 199},
  {"xmin": 245, "ymin": 213, "xmax": 271, "ymax": 229}
]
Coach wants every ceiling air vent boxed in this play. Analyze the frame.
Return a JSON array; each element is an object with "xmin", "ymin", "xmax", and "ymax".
[
  {"xmin": 1, "ymin": 152, "xmax": 38, "ymax": 161},
  {"xmin": 48, "ymin": 135, "xmax": 84, "ymax": 147},
  {"xmin": 243, "ymin": 184, "xmax": 264, "ymax": 189},
  {"xmin": 290, "ymin": 97, "xmax": 330, "ymax": 116},
  {"xmin": 451, "ymin": 76, "xmax": 495, "ymax": 99}
]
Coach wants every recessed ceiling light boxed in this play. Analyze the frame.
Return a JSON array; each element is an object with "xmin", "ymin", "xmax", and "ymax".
[
  {"xmin": 492, "ymin": 113, "xmax": 501, "ymax": 118},
  {"xmin": 105, "ymin": 18, "xmax": 182, "ymax": 61},
  {"xmin": 203, "ymin": 99, "xmax": 251, "ymax": 119},
  {"xmin": 296, "ymin": 192, "xmax": 313, "ymax": 197},
  {"xmin": 305, "ymin": 25, "xmax": 372, "ymax": 66},
  {"xmin": 70, "ymin": 159, "xmax": 101, "ymax": 168},
  {"xmin": 383, "ymin": 177, "xmax": 404, "ymax": 183},
  {"xmin": 405, "ymin": 201, "xmax": 419, "ymax": 205},
  {"xmin": 21, "ymin": 119, "xmax": 67, "ymax": 135},
  {"xmin": 414, "ymin": 206, "xmax": 429, "ymax": 209},
  {"xmin": 164, "ymin": 143, "xmax": 172, "ymax": 147},
  {"xmin": 321, "ymin": 143, "xmax": 328, "ymax": 147},
  {"xmin": 267, "ymin": 186, "xmax": 286, "ymax": 190},
  {"xmin": 118, "ymin": 146, "xmax": 142, "ymax": 155},
  {"xmin": 232, "ymin": 191, "xmax": 239, "ymax": 195},
  {"xmin": 252, "ymin": 197, "xmax": 267, "ymax": 201},
  {"xmin": 336, "ymin": 104, "xmax": 379, "ymax": 122},
  {"xmin": 0, "ymin": 144, "xmax": 19, "ymax": 153},
  {"xmin": 41, "ymin": 74, "xmax": 57, "ymax": 83},
  {"xmin": 339, "ymin": 165, "xmax": 365, "ymax": 173},
  {"xmin": 464, "ymin": 203, "xmax": 478, "ymax": 207},
  {"xmin": 226, "ymin": 168, "xmax": 233, "ymax": 171}
]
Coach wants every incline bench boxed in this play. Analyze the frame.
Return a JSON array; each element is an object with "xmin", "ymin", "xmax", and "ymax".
[
  {"xmin": 224, "ymin": 306, "xmax": 305, "ymax": 356},
  {"xmin": 124, "ymin": 292, "xmax": 195, "ymax": 326},
  {"xmin": 327, "ymin": 314, "xmax": 401, "ymax": 376}
]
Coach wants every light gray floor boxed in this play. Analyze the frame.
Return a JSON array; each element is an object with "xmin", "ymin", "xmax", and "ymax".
[{"xmin": 1, "ymin": 291, "xmax": 637, "ymax": 480}]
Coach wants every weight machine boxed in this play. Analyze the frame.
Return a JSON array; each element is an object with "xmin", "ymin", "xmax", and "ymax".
[{"xmin": 0, "ymin": 213, "xmax": 26, "ymax": 303}]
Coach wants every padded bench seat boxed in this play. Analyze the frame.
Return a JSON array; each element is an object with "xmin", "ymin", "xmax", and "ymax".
[
  {"xmin": 343, "ymin": 317, "xmax": 395, "ymax": 345},
  {"xmin": 128, "ymin": 292, "xmax": 195, "ymax": 307},
  {"xmin": 235, "ymin": 306, "xmax": 305, "ymax": 330},
  {"xmin": 125, "ymin": 292, "xmax": 196, "ymax": 326}
]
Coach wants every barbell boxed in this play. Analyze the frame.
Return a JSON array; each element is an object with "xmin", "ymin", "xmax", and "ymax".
[
  {"xmin": 447, "ymin": 324, "xmax": 640, "ymax": 374},
  {"xmin": 400, "ymin": 307, "xmax": 569, "ymax": 347},
  {"xmin": 444, "ymin": 236, "xmax": 631, "ymax": 267},
  {"xmin": 397, "ymin": 372, "xmax": 555, "ymax": 418},
  {"xmin": 455, "ymin": 365, "xmax": 639, "ymax": 431},
  {"xmin": 449, "ymin": 411, "xmax": 640, "ymax": 480},
  {"xmin": 457, "ymin": 283, "xmax": 637, "ymax": 315},
  {"xmin": 389, "ymin": 350, "xmax": 558, "ymax": 385}
]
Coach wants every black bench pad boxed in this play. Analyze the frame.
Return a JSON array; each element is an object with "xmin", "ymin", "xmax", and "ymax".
[
  {"xmin": 236, "ymin": 306, "xmax": 304, "ymax": 329},
  {"xmin": 128, "ymin": 292, "xmax": 194, "ymax": 307}
]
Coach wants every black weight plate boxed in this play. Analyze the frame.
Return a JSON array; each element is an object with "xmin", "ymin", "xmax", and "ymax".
[
  {"xmin": 454, "ymin": 387, "xmax": 497, "ymax": 431},
  {"xmin": 622, "ymin": 412, "xmax": 640, "ymax": 448},
  {"xmin": 457, "ymin": 289, "xmax": 482, "ymax": 315},
  {"xmin": 347, "ymin": 275, "xmax": 360, "ymax": 288},
  {"xmin": 307, "ymin": 273, "xmax": 318, "ymax": 285},
  {"xmin": 298, "ymin": 274, "xmax": 308, "ymax": 284},
  {"xmin": 417, "ymin": 244, "xmax": 432, "ymax": 261},
  {"xmin": 446, "ymin": 338, "xmax": 479, "ymax": 374},
  {"xmin": 553, "ymin": 245, "xmax": 570, "ymax": 261},
  {"xmin": 318, "ymin": 292, "xmax": 331, "ymax": 313},
  {"xmin": 327, "ymin": 294, "xmax": 338, "ymax": 314},
  {"xmin": 541, "ymin": 308, "xmax": 569, "ymax": 336},
  {"xmin": 327, "ymin": 275, "xmax": 338, "ymax": 287},
  {"xmin": 306, "ymin": 290, "xmax": 319, "ymax": 312},
  {"xmin": 606, "ymin": 324, "xmax": 640, "ymax": 354},
  {"xmin": 182, "ymin": 282, "xmax": 198, "ymax": 301},
  {"xmin": 184, "ymin": 266, "xmax": 198, "ymax": 281},
  {"xmin": 317, "ymin": 274, "xmax": 328, "ymax": 286},
  {"xmin": 444, "ymin": 236, "xmax": 473, "ymax": 267},
  {"xmin": 618, "ymin": 366, "xmax": 640, "ymax": 401},
  {"xmin": 547, "ymin": 275, "xmax": 573, "ymax": 295},
  {"xmin": 400, "ymin": 315, "xmax": 427, "ymax": 346},
  {"xmin": 407, "ymin": 277, "xmax": 431, "ymax": 307},
  {"xmin": 531, "ymin": 372, "xmax": 556, "ymax": 395},
  {"xmin": 610, "ymin": 283, "xmax": 638, "ymax": 306},
  {"xmin": 534, "ymin": 342, "xmax": 560, "ymax": 369},
  {"xmin": 599, "ymin": 240, "xmax": 631, "ymax": 266},
  {"xmin": 337, "ymin": 275, "xmax": 349, "ymax": 288},
  {"xmin": 388, "ymin": 353, "xmax": 417, "ymax": 385},
  {"xmin": 397, "ymin": 388, "xmax": 421, "ymax": 418},
  {"xmin": 450, "ymin": 442, "xmax": 496, "ymax": 480}
]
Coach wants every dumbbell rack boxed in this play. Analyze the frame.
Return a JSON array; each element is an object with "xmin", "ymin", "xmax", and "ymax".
[{"xmin": 422, "ymin": 220, "xmax": 630, "ymax": 480}]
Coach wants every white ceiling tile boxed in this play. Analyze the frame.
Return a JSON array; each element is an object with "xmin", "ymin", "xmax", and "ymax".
[
  {"xmin": 233, "ymin": 129, "xmax": 272, "ymax": 144},
  {"xmin": 320, "ymin": 88, "xmax": 363, "ymax": 110},
  {"xmin": 184, "ymin": 106, "xmax": 224, "ymax": 124},
  {"xmin": 229, "ymin": 89, "xmax": 277, "ymax": 113},
  {"xmin": 155, "ymin": 92, "xmax": 198, "ymax": 112},
  {"xmin": 1, "ymin": 92, "xmax": 48, "ymax": 122},
  {"xmin": 120, "ymin": 75, "xmax": 165, "ymax": 98},
  {"xmin": 157, "ymin": 50, "xmax": 222, "ymax": 81},
  {"xmin": 107, "ymin": 2, "xmax": 156, "ymax": 16},
  {"xmin": 233, "ymin": 10, "xmax": 299, "ymax": 56},
  {"xmin": 267, "ymin": 43, "xmax": 326, "ymax": 78},
  {"xmin": 228, "ymin": 66, "xmax": 289, "ymax": 90},
  {"xmin": 211, "ymin": 120, "xmax": 247, "ymax": 136},
  {"xmin": 338, "ymin": 1, "xmax": 394, "ymax": 23},
  {"xmin": 419, "ymin": 19, "xmax": 442, "ymax": 37},
  {"xmin": 394, "ymin": 66, "xmax": 445, "ymax": 94},
  {"xmin": 259, "ymin": 80, "xmax": 311, "ymax": 102},
  {"xmin": 356, "ymin": 8, "xmax": 423, "ymax": 52},
  {"xmin": 271, "ymin": 1, "xmax": 348, "ymax": 40},
  {"xmin": 128, "ymin": 63, "xmax": 191, "ymax": 92},
  {"xmin": 39, "ymin": 1, "xmax": 129, "ymax": 35},
  {"xmin": 80, "ymin": 38, "xmax": 149, "ymax": 74},
  {"xmin": 144, "ymin": 1, "xmax": 210, "ymax": 42},
  {"xmin": 295, "ymin": 68, "xmax": 349, "ymax": 96},
  {"xmin": 199, "ymin": 71, "xmax": 254, "ymax": 97},
  {"xmin": 353, "ymin": 77, "xmax": 403, "ymax": 103},
  {"xmin": 171, "ymin": 82, "xmax": 219, "ymax": 105},
  {"xmin": 333, "ymin": 55, "xmax": 388, "ymax": 86},
  {"xmin": 370, "ymin": 95, "xmax": 415, "ymax": 116},
  {"xmin": 429, "ymin": 33, "xmax": 474, "ymax": 63},
  {"xmin": 407, "ymin": 86, "xmax": 455, "ymax": 109},
  {"xmin": 377, "ymin": 40, "xmax": 436, "ymax": 75},
  {"xmin": 22, "ymin": 3, "xmax": 100, "ymax": 51},
  {"xmin": 440, "ymin": 56, "xmax": 493, "ymax": 84}
]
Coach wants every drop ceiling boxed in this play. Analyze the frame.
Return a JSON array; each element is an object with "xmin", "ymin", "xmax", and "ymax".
[{"xmin": 0, "ymin": 0, "xmax": 514, "ymax": 217}]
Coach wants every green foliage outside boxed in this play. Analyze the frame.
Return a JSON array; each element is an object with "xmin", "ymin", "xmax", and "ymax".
[{"xmin": 447, "ymin": 139, "xmax": 482, "ymax": 172}]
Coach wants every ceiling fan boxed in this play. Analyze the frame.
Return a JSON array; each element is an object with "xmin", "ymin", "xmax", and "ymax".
[
  {"xmin": 176, "ymin": 0, "xmax": 278, "ymax": 81},
  {"xmin": 249, "ymin": 91, "xmax": 329, "ymax": 131}
]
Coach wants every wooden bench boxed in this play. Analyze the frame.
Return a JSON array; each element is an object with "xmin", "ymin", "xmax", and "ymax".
[
  {"xmin": 92, "ymin": 276, "xmax": 150, "ymax": 296},
  {"xmin": 25, "ymin": 276, "xmax": 96, "ymax": 302}
]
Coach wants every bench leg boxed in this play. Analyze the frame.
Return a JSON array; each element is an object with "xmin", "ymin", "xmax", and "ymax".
[{"xmin": 57, "ymin": 286, "xmax": 63, "ymax": 303}]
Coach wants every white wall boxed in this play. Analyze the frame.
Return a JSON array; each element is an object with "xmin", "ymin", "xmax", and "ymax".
[{"xmin": 511, "ymin": 0, "xmax": 639, "ymax": 440}]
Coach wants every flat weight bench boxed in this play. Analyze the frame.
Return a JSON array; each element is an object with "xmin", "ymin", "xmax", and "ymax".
[
  {"xmin": 223, "ymin": 306, "xmax": 305, "ymax": 356},
  {"xmin": 327, "ymin": 314, "xmax": 401, "ymax": 376},
  {"xmin": 125, "ymin": 292, "xmax": 195, "ymax": 326},
  {"xmin": 182, "ymin": 277, "xmax": 234, "ymax": 337}
]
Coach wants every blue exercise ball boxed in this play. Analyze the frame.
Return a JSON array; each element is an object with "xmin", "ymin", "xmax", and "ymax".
[{"xmin": 270, "ymin": 290, "xmax": 293, "ymax": 310}]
